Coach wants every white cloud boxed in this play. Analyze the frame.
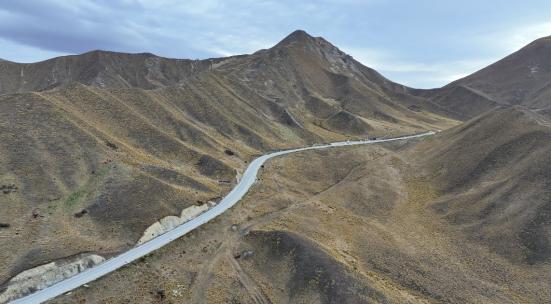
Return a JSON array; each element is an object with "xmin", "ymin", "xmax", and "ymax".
[
  {"xmin": 0, "ymin": 38, "xmax": 67, "ymax": 63},
  {"xmin": 467, "ymin": 21, "xmax": 551, "ymax": 58},
  {"xmin": 342, "ymin": 46, "xmax": 494, "ymax": 88},
  {"xmin": 1, "ymin": 0, "xmax": 548, "ymax": 88},
  {"xmin": 497, "ymin": 21, "xmax": 551, "ymax": 53},
  {"xmin": 198, "ymin": 34, "xmax": 273, "ymax": 57}
]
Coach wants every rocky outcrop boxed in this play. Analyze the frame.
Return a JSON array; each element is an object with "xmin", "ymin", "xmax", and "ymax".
[
  {"xmin": 136, "ymin": 203, "xmax": 214, "ymax": 245},
  {"xmin": 0, "ymin": 202, "xmax": 216, "ymax": 302},
  {"xmin": 0, "ymin": 253, "xmax": 104, "ymax": 303}
]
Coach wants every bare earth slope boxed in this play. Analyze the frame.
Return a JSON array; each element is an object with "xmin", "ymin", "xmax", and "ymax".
[
  {"xmin": 0, "ymin": 30, "xmax": 457, "ymax": 289},
  {"xmin": 409, "ymin": 106, "xmax": 551, "ymax": 265},
  {"xmin": 5, "ymin": 30, "xmax": 551, "ymax": 304},
  {"xmin": 49, "ymin": 108, "xmax": 551, "ymax": 303},
  {"xmin": 415, "ymin": 35, "xmax": 551, "ymax": 119},
  {"xmin": 0, "ymin": 50, "xmax": 217, "ymax": 94}
]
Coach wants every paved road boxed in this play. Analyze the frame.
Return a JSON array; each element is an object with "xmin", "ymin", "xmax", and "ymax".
[{"xmin": 10, "ymin": 131, "xmax": 434, "ymax": 304}]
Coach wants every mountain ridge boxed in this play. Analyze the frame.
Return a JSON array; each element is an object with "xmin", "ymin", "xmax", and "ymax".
[
  {"xmin": 0, "ymin": 30, "xmax": 457, "ymax": 288},
  {"xmin": 419, "ymin": 34, "xmax": 551, "ymax": 118},
  {"xmin": 2, "ymin": 29, "xmax": 551, "ymax": 303}
]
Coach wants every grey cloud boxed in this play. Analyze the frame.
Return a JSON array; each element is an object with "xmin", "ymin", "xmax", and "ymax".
[
  {"xmin": 0, "ymin": 0, "xmax": 143, "ymax": 53},
  {"xmin": 0, "ymin": 0, "xmax": 337, "ymax": 59}
]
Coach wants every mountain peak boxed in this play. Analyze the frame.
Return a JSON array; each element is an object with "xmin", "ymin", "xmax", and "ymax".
[
  {"xmin": 287, "ymin": 29, "xmax": 313, "ymax": 40},
  {"xmin": 276, "ymin": 29, "xmax": 316, "ymax": 47}
]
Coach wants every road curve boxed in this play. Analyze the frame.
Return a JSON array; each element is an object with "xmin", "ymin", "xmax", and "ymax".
[{"xmin": 10, "ymin": 131, "xmax": 434, "ymax": 304}]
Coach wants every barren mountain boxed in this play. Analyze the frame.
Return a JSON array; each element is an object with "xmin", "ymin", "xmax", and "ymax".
[
  {"xmin": 0, "ymin": 50, "xmax": 217, "ymax": 93},
  {"xmin": 3, "ymin": 30, "xmax": 551, "ymax": 304},
  {"xmin": 416, "ymin": 35, "xmax": 551, "ymax": 119},
  {"xmin": 0, "ymin": 30, "xmax": 456, "ymax": 293},
  {"xmin": 410, "ymin": 106, "xmax": 551, "ymax": 265},
  {"xmin": 49, "ymin": 106, "xmax": 551, "ymax": 304}
]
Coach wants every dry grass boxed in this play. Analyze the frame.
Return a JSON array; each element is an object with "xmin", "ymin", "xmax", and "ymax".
[{"xmin": 46, "ymin": 128, "xmax": 550, "ymax": 303}]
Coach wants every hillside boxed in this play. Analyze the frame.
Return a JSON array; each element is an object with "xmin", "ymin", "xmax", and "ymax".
[
  {"xmin": 0, "ymin": 50, "xmax": 217, "ymax": 93},
  {"xmin": 49, "ymin": 106, "xmax": 551, "ymax": 303},
  {"xmin": 0, "ymin": 30, "xmax": 457, "ymax": 291},
  {"xmin": 5, "ymin": 30, "xmax": 551, "ymax": 304},
  {"xmin": 409, "ymin": 106, "xmax": 551, "ymax": 265},
  {"xmin": 415, "ymin": 35, "xmax": 551, "ymax": 119}
]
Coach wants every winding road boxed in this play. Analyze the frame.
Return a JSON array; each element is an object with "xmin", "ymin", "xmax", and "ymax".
[{"xmin": 10, "ymin": 131, "xmax": 434, "ymax": 304}]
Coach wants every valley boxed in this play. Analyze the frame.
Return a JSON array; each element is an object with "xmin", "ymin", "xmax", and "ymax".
[{"xmin": 1, "ymin": 29, "xmax": 550, "ymax": 303}]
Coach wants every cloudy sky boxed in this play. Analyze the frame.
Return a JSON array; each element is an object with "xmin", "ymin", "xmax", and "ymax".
[{"xmin": 1, "ymin": 0, "xmax": 550, "ymax": 88}]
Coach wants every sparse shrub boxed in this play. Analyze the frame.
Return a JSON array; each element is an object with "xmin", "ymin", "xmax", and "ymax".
[
  {"xmin": 105, "ymin": 141, "xmax": 118, "ymax": 150},
  {"xmin": 224, "ymin": 149, "xmax": 235, "ymax": 156}
]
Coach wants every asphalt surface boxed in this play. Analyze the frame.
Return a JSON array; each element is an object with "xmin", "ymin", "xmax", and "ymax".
[{"xmin": 10, "ymin": 131, "xmax": 434, "ymax": 304}]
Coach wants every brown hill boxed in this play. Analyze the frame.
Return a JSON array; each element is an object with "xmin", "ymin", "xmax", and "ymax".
[
  {"xmin": 415, "ymin": 35, "xmax": 551, "ymax": 119},
  {"xmin": 449, "ymin": 36, "xmax": 551, "ymax": 106},
  {"xmin": 410, "ymin": 106, "xmax": 551, "ymax": 265},
  {"xmin": 0, "ymin": 30, "xmax": 456, "ymax": 287},
  {"xmin": 51, "ymin": 106, "xmax": 551, "ymax": 303},
  {"xmin": 5, "ymin": 31, "xmax": 551, "ymax": 303},
  {"xmin": 0, "ymin": 50, "xmax": 218, "ymax": 93}
]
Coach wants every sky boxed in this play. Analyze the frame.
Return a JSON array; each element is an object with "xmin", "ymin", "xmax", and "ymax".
[{"xmin": 0, "ymin": 0, "xmax": 550, "ymax": 88}]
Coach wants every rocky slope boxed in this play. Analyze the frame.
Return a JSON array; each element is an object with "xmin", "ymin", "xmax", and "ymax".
[
  {"xmin": 0, "ymin": 50, "xmax": 217, "ymax": 94},
  {"xmin": 38, "ymin": 37, "xmax": 551, "ymax": 303},
  {"xmin": 0, "ymin": 30, "xmax": 456, "ymax": 291},
  {"xmin": 49, "ymin": 109, "xmax": 551, "ymax": 303},
  {"xmin": 5, "ymin": 30, "xmax": 551, "ymax": 303},
  {"xmin": 409, "ymin": 106, "xmax": 551, "ymax": 265},
  {"xmin": 415, "ymin": 35, "xmax": 551, "ymax": 119}
]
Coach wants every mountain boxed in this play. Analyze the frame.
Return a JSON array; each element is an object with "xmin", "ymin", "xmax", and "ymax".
[
  {"xmin": 4, "ymin": 30, "xmax": 551, "ymax": 303},
  {"xmin": 416, "ymin": 35, "xmax": 551, "ymax": 119},
  {"xmin": 410, "ymin": 106, "xmax": 551, "ymax": 265},
  {"xmin": 0, "ymin": 50, "xmax": 217, "ymax": 93},
  {"xmin": 0, "ymin": 30, "xmax": 457, "ymax": 291},
  {"xmin": 49, "ymin": 105, "xmax": 551, "ymax": 304}
]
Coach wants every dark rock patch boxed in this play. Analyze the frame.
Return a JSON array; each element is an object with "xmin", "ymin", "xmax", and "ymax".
[
  {"xmin": 105, "ymin": 141, "xmax": 118, "ymax": 150},
  {"xmin": 74, "ymin": 209, "xmax": 88, "ymax": 218},
  {"xmin": 245, "ymin": 230, "xmax": 387, "ymax": 304},
  {"xmin": 408, "ymin": 104, "xmax": 422, "ymax": 112},
  {"xmin": 323, "ymin": 111, "xmax": 372, "ymax": 135},
  {"xmin": 1, "ymin": 184, "xmax": 17, "ymax": 194},
  {"xmin": 195, "ymin": 155, "xmax": 234, "ymax": 180},
  {"xmin": 224, "ymin": 149, "xmax": 235, "ymax": 156}
]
